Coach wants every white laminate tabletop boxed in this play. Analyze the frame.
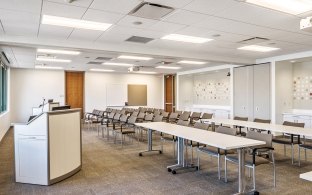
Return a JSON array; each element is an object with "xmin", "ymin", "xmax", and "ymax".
[
  {"xmin": 300, "ymin": 171, "xmax": 312, "ymax": 182},
  {"xmin": 135, "ymin": 122, "xmax": 265, "ymax": 150},
  {"xmin": 206, "ymin": 118, "xmax": 312, "ymax": 137}
]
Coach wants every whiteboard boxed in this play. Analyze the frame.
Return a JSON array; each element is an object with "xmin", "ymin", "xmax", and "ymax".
[{"xmin": 106, "ymin": 84, "xmax": 127, "ymax": 106}]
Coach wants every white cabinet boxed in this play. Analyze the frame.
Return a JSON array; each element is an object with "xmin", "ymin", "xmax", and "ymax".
[
  {"xmin": 16, "ymin": 135, "xmax": 47, "ymax": 185},
  {"xmin": 234, "ymin": 63, "xmax": 271, "ymax": 120}
]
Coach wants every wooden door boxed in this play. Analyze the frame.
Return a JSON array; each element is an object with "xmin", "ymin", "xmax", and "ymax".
[
  {"xmin": 65, "ymin": 72, "xmax": 84, "ymax": 116},
  {"xmin": 164, "ymin": 75, "xmax": 175, "ymax": 112}
]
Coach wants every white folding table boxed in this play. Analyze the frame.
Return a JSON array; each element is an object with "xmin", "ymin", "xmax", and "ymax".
[{"xmin": 135, "ymin": 122, "xmax": 265, "ymax": 194}]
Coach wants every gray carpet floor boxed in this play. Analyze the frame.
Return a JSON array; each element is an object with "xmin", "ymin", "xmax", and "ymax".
[{"xmin": 1, "ymin": 127, "xmax": 312, "ymax": 195}]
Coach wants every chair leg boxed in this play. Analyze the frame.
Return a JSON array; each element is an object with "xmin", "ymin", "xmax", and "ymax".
[
  {"xmin": 284, "ymin": 144, "xmax": 286, "ymax": 156},
  {"xmin": 197, "ymin": 149, "xmax": 200, "ymax": 171},
  {"xmin": 224, "ymin": 156, "xmax": 228, "ymax": 183},
  {"xmin": 217, "ymin": 154, "xmax": 221, "ymax": 180},
  {"xmin": 305, "ymin": 148, "xmax": 307, "ymax": 161},
  {"xmin": 272, "ymin": 152, "xmax": 276, "ymax": 187},
  {"xmin": 299, "ymin": 146, "xmax": 301, "ymax": 167},
  {"xmin": 291, "ymin": 144, "xmax": 294, "ymax": 165},
  {"xmin": 252, "ymin": 165, "xmax": 256, "ymax": 191},
  {"xmin": 160, "ymin": 138, "xmax": 164, "ymax": 153}
]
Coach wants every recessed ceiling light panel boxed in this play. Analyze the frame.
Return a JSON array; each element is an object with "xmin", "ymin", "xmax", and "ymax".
[
  {"xmin": 155, "ymin": 66, "xmax": 181, "ymax": 69},
  {"xmin": 90, "ymin": 69, "xmax": 115, "ymax": 72},
  {"xmin": 178, "ymin": 60, "xmax": 207, "ymax": 65},
  {"xmin": 117, "ymin": 55, "xmax": 153, "ymax": 60},
  {"xmin": 237, "ymin": 45, "xmax": 280, "ymax": 52},
  {"xmin": 37, "ymin": 49, "xmax": 80, "ymax": 55},
  {"xmin": 35, "ymin": 65, "xmax": 63, "ymax": 70},
  {"xmin": 42, "ymin": 15, "xmax": 112, "ymax": 31},
  {"xmin": 36, "ymin": 57, "xmax": 71, "ymax": 63},
  {"xmin": 161, "ymin": 34, "xmax": 213, "ymax": 43},
  {"xmin": 103, "ymin": 62, "xmax": 133, "ymax": 66},
  {"xmin": 245, "ymin": 0, "xmax": 312, "ymax": 15}
]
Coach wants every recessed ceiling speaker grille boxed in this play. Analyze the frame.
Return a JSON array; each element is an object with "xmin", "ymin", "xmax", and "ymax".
[
  {"xmin": 94, "ymin": 57, "xmax": 112, "ymax": 61},
  {"xmin": 125, "ymin": 36, "xmax": 154, "ymax": 44},
  {"xmin": 238, "ymin": 37, "xmax": 269, "ymax": 44},
  {"xmin": 87, "ymin": 61, "xmax": 102, "ymax": 64},
  {"xmin": 129, "ymin": 2, "xmax": 174, "ymax": 20}
]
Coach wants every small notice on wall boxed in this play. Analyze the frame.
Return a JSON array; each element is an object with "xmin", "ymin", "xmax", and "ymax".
[{"xmin": 293, "ymin": 76, "xmax": 312, "ymax": 100}]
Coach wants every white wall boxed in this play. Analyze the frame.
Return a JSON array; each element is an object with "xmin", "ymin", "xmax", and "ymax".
[
  {"xmin": 275, "ymin": 61, "xmax": 293, "ymax": 124},
  {"xmin": 0, "ymin": 68, "xmax": 10, "ymax": 142},
  {"xmin": 10, "ymin": 68, "xmax": 65, "ymax": 123},
  {"xmin": 84, "ymin": 72, "xmax": 163, "ymax": 112}
]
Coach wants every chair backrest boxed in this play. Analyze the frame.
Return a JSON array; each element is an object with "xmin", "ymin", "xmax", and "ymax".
[
  {"xmin": 176, "ymin": 110, "xmax": 183, "ymax": 116},
  {"xmin": 131, "ymin": 111, "xmax": 139, "ymax": 117},
  {"xmin": 180, "ymin": 111, "xmax": 191, "ymax": 121},
  {"xmin": 246, "ymin": 131, "xmax": 273, "ymax": 148},
  {"xmin": 153, "ymin": 115, "xmax": 163, "ymax": 122},
  {"xmin": 234, "ymin": 116, "xmax": 248, "ymax": 121},
  {"xmin": 113, "ymin": 113, "xmax": 121, "ymax": 120},
  {"xmin": 144, "ymin": 113, "xmax": 154, "ymax": 121},
  {"xmin": 108, "ymin": 112, "xmax": 115, "ymax": 119},
  {"xmin": 98, "ymin": 111, "xmax": 104, "ymax": 117},
  {"xmin": 191, "ymin": 112, "xmax": 201, "ymax": 119},
  {"xmin": 254, "ymin": 118, "xmax": 271, "ymax": 124},
  {"xmin": 154, "ymin": 110, "xmax": 160, "ymax": 116},
  {"xmin": 120, "ymin": 109, "xmax": 126, "ymax": 115},
  {"xmin": 169, "ymin": 113, "xmax": 178, "ymax": 123},
  {"xmin": 127, "ymin": 116, "xmax": 137, "ymax": 124},
  {"xmin": 193, "ymin": 122, "xmax": 209, "ymax": 130},
  {"xmin": 119, "ymin": 114, "xmax": 128, "ymax": 123},
  {"xmin": 283, "ymin": 121, "xmax": 305, "ymax": 128},
  {"xmin": 177, "ymin": 119, "xmax": 190, "ymax": 126},
  {"xmin": 91, "ymin": 109, "xmax": 97, "ymax": 114},
  {"xmin": 161, "ymin": 112, "xmax": 169, "ymax": 118},
  {"xmin": 137, "ymin": 112, "xmax": 145, "ymax": 119},
  {"xmin": 201, "ymin": 113, "xmax": 213, "ymax": 119},
  {"xmin": 216, "ymin": 126, "xmax": 237, "ymax": 136},
  {"xmin": 115, "ymin": 109, "xmax": 121, "ymax": 114}
]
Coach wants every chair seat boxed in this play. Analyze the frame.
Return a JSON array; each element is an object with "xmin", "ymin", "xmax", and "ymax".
[
  {"xmin": 198, "ymin": 146, "xmax": 235, "ymax": 155},
  {"xmin": 299, "ymin": 143, "xmax": 312, "ymax": 150},
  {"xmin": 273, "ymin": 136, "xmax": 302, "ymax": 145},
  {"xmin": 226, "ymin": 154, "xmax": 270, "ymax": 166}
]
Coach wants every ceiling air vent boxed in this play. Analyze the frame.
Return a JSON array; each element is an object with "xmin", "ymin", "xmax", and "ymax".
[
  {"xmin": 157, "ymin": 61, "xmax": 173, "ymax": 65},
  {"xmin": 125, "ymin": 36, "xmax": 154, "ymax": 44},
  {"xmin": 94, "ymin": 57, "xmax": 112, "ymax": 61},
  {"xmin": 87, "ymin": 61, "xmax": 102, "ymax": 64},
  {"xmin": 129, "ymin": 2, "xmax": 174, "ymax": 20},
  {"xmin": 238, "ymin": 37, "xmax": 269, "ymax": 44}
]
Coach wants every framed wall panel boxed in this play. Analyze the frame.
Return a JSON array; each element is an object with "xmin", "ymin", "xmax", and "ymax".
[{"xmin": 128, "ymin": 84, "xmax": 147, "ymax": 106}]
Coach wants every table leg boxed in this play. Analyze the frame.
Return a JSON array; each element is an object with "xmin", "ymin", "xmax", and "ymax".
[
  {"xmin": 238, "ymin": 148, "xmax": 245, "ymax": 194},
  {"xmin": 139, "ymin": 128, "xmax": 162, "ymax": 156},
  {"xmin": 167, "ymin": 137, "xmax": 198, "ymax": 174}
]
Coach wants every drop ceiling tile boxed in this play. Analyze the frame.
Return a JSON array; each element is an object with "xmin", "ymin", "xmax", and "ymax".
[
  {"xmin": 148, "ymin": 21, "xmax": 186, "ymax": 33},
  {"xmin": 105, "ymin": 25, "xmax": 166, "ymax": 39},
  {"xmin": 214, "ymin": 1, "xmax": 301, "ymax": 33},
  {"xmin": 147, "ymin": 0, "xmax": 193, "ymax": 8},
  {"xmin": 38, "ymin": 25, "xmax": 73, "ymax": 39},
  {"xmin": 0, "ymin": 9, "xmax": 39, "ymax": 36},
  {"xmin": 83, "ymin": 9, "xmax": 124, "ymax": 24},
  {"xmin": 42, "ymin": 1, "xmax": 87, "ymax": 18},
  {"xmin": 98, "ymin": 32, "xmax": 132, "ymax": 43},
  {"xmin": 163, "ymin": 10, "xmax": 209, "ymax": 25},
  {"xmin": 0, "ymin": 0, "xmax": 42, "ymax": 14},
  {"xmin": 183, "ymin": 0, "xmax": 236, "ymax": 15},
  {"xmin": 68, "ymin": 29, "xmax": 103, "ymax": 41},
  {"xmin": 44, "ymin": 0, "xmax": 93, "ymax": 8},
  {"xmin": 90, "ymin": 0, "xmax": 141, "ymax": 14},
  {"xmin": 117, "ymin": 15, "xmax": 158, "ymax": 28}
]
